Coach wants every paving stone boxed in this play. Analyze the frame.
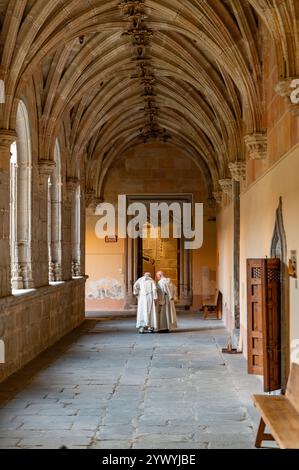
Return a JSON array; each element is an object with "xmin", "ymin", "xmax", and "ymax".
[
  {"xmin": 96, "ymin": 425, "xmax": 135, "ymax": 440},
  {"xmin": 90, "ymin": 440, "xmax": 132, "ymax": 449},
  {"xmin": 0, "ymin": 314, "xmax": 263, "ymax": 449}
]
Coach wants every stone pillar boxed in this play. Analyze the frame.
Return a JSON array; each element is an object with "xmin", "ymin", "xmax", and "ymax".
[
  {"xmin": 229, "ymin": 162, "xmax": 246, "ymax": 346},
  {"xmin": 0, "ymin": 130, "xmax": 16, "ymax": 297},
  {"xmin": 49, "ymin": 175, "xmax": 62, "ymax": 282},
  {"xmin": 36, "ymin": 159, "xmax": 55, "ymax": 287},
  {"xmin": 233, "ymin": 179, "xmax": 240, "ymax": 331},
  {"xmin": 60, "ymin": 180, "xmax": 73, "ymax": 281},
  {"xmin": 80, "ymin": 187, "xmax": 86, "ymax": 277},
  {"xmin": 66, "ymin": 178, "xmax": 80, "ymax": 277},
  {"xmin": 15, "ymin": 153, "xmax": 34, "ymax": 289}
]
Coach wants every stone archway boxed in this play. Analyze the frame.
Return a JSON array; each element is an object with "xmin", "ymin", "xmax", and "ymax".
[
  {"xmin": 124, "ymin": 194, "xmax": 193, "ymax": 310},
  {"xmin": 271, "ymin": 197, "xmax": 289, "ymax": 391}
]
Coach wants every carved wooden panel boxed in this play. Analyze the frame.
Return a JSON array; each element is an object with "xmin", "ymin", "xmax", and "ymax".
[{"xmin": 247, "ymin": 259, "xmax": 281, "ymax": 392}]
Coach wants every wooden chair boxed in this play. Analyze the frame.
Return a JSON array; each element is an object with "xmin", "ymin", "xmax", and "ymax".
[
  {"xmin": 202, "ymin": 290, "xmax": 222, "ymax": 320},
  {"xmin": 252, "ymin": 362, "xmax": 299, "ymax": 449}
]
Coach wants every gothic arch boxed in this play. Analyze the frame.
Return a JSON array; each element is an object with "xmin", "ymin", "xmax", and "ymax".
[{"xmin": 10, "ymin": 100, "xmax": 33, "ymax": 289}]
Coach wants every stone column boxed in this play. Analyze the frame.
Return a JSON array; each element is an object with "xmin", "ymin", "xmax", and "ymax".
[
  {"xmin": 66, "ymin": 178, "xmax": 80, "ymax": 277},
  {"xmin": 49, "ymin": 175, "xmax": 62, "ymax": 282},
  {"xmin": 80, "ymin": 187, "xmax": 86, "ymax": 277},
  {"xmin": 0, "ymin": 130, "xmax": 16, "ymax": 297},
  {"xmin": 60, "ymin": 180, "xmax": 73, "ymax": 281},
  {"xmin": 35, "ymin": 159, "xmax": 55, "ymax": 287},
  {"xmin": 228, "ymin": 162, "xmax": 246, "ymax": 345},
  {"xmin": 233, "ymin": 179, "xmax": 240, "ymax": 331},
  {"xmin": 16, "ymin": 153, "xmax": 34, "ymax": 289}
]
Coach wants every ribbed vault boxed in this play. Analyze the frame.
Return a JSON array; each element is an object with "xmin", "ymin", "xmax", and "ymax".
[{"xmin": 0, "ymin": 0, "xmax": 298, "ymax": 197}]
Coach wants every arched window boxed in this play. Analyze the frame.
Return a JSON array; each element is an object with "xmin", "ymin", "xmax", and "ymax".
[
  {"xmin": 10, "ymin": 101, "xmax": 33, "ymax": 290},
  {"xmin": 48, "ymin": 140, "xmax": 62, "ymax": 282}
]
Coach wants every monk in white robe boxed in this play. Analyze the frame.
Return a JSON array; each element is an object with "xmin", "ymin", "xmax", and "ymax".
[
  {"xmin": 134, "ymin": 273, "xmax": 158, "ymax": 333},
  {"xmin": 156, "ymin": 271, "xmax": 178, "ymax": 332}
]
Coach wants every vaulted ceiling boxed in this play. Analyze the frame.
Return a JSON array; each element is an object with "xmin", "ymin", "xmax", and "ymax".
[{"xmin": 0, "ymin": 0, "xmax": 298, "ymax": 197}]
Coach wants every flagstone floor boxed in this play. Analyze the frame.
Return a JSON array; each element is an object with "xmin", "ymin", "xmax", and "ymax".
[{"xmin": 0, "ymin": 313, "xmax": 270, "ymax": 449}]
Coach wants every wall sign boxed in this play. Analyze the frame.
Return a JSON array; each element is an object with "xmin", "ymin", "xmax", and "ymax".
[{"xmin": 105, "ymin": 235, "xmax": 118, "ymax": 243}]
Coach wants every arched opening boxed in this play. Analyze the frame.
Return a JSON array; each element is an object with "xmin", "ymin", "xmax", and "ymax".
[{"xmin": 9, "ymin": 101, "xmax": 33, "ymax": 290}]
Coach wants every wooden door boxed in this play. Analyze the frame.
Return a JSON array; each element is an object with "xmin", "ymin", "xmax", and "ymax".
[
  {"xmin": 264, "ymin": 258, "xmax": 281, "ymax": 392},
  {"xmin": 247, "ymin": 259, "xmax": 264, "ymax": 376},
  {"xmin": 247, "ymin": 259, "xmax": 281, "ymax": 392}
]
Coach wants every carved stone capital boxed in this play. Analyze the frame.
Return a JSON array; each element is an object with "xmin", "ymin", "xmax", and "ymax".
[
  {"xmin": 219, "ymin": 179, "xmax": 232, "ymax": 199},
  {"xmin": 0, "ymin": 129, "xmax": 17, "ymax": 149},
  {"xmin": 275, "ymin": 78, "xmax": 299, "ymax": 116},
  {"xmin": 66, "ymin": 177, "xmax": 79, "ymax": 194},
  {"xmin": 228, "ymin": 161, "xmax": 246, "ymax": 182},
  {"xmin": 213, "ymin": 191, "xmax": 223, "ymax": 205},
  {"xmin": 85, "ymin": 188, "xmax": 95, "ymax": 208},
  {"xmin": 38, "ymin": 159, "xmax": 56, "ymax": 177},
  {"xmin": 38, "ymin": 160, "xmax": 55, "ymax": 193},
  {"xmin": 244, "ymin": 133, "xmax": 267, "ymax": 160}
]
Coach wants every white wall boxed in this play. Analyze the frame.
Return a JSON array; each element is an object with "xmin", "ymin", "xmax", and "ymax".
[
  {"xmin": 217, "ymin": 145, "xmax": 299, "ymax": 364},
  {"xmin": 240, "ymin": 145, "xmax": 299, "ymax": 362}
]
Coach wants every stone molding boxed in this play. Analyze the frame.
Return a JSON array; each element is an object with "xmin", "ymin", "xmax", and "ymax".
[{"xmin": 244, "ymin": 133, "xmax": 267, "ymax": 160}]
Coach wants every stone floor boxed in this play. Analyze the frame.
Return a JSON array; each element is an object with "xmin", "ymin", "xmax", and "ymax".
[{"xmin": 0, "ymin": 313, "xmax": 270, "ymax": 449}]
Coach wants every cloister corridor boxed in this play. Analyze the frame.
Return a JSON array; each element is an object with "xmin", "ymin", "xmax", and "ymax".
[
  {"xmin": 1, "ymin": 0, "xmax": 299, "ymax": 454},
  {"xmin": 0, "ymin": 314, "xmax": 268, "ymax": 450}
]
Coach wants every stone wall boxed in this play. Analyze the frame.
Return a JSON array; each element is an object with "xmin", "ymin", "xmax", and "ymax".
[
  {"xmin": 86, "ymin": 142, "xmax": 217, "ymax": 311},
  {"xmin": 0, "ymin": 278, "xmax": 85, "ymax": 383}
]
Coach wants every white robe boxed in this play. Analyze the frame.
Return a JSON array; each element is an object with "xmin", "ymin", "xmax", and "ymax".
[
  {"xmin": 134, "ymin": 276, "xmax": 158, "ymax": 329},
  {"xmin": 157, "ymin": 277, "xmax": 178, "ymax": 331}
]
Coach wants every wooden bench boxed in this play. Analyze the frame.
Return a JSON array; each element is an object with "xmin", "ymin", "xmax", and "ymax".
[
  {"xmin": 252, "ymin": 362, "xmax": 299, "ymax": 449},
  {"xmin": 203, "ymin": 290, "xmax": 222, "ymax": 320}
]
